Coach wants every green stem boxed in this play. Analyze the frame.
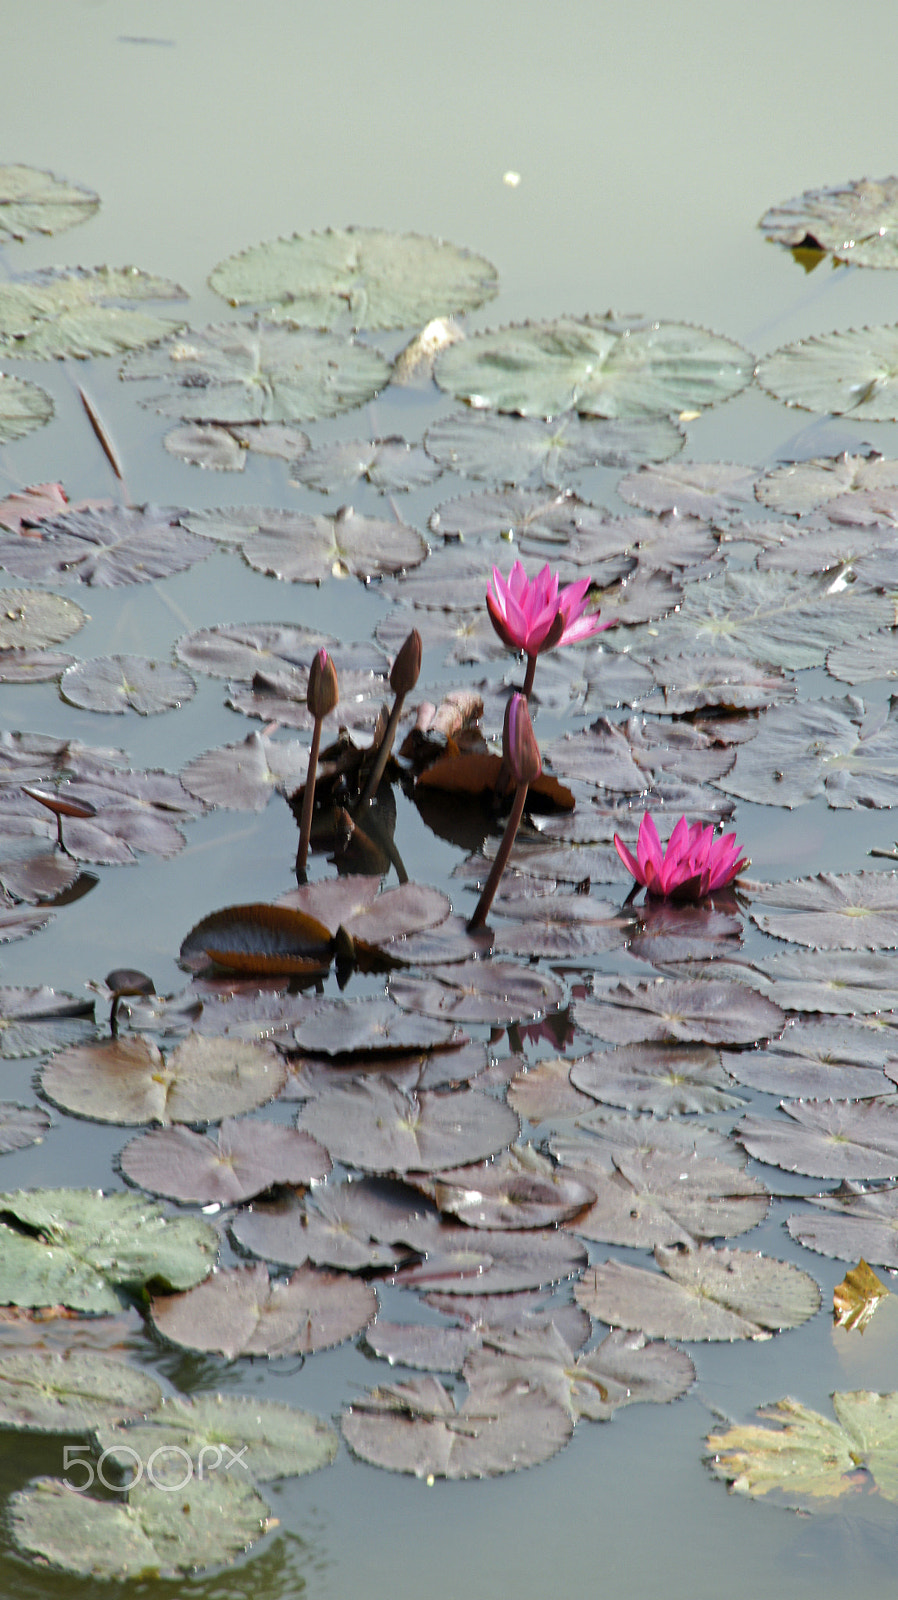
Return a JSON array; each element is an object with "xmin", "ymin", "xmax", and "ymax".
[{"xmin": 467, "ymin": 783, "xmax": 528, "ymax": 931}]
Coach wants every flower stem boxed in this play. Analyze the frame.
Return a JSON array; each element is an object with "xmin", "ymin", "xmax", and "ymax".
[
  {"xmin": 295, "ymin": 716, "xmax": 323, "ymax": 880},
  {"xmin": 522, "ymin": 653, "xmax": 537, "ymax": 697},
  {"xmin": 467, "ymin": 782, "xmax": 528, "ymax": 931}
]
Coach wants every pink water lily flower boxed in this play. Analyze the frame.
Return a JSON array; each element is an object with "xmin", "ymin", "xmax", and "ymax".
[
  {"xmin": 614, "ymin": 813, "xmax": 748, "ymax": 900},
  {"xmin": 487, "ymin": 561, "xmax": 612, "ymax": 658}
]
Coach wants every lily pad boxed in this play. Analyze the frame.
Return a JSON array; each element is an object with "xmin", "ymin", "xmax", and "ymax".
[
  {"xmin": 573, "ymin": 979, "xmax": 784, "ymax": 1048},
  {"xmin": 0, "ymin": 1348, "xmax": 162, "ymax": 1432},
  {"xmin": 122, "ymin": 319, "xmax": 390, "ymax": 422},
  {"xmin": 9, "ymin": 1471, "xmax": 269, "ymax": 1579},
  {"xmin": 736, "ymin": 1097, "xmax": 898, "ymax": 1180},
  {"xmin": 41, "ymin": 1032, "xmax": 286, "ymax": 1124},
  {"xmin": 0, "ymin": 1188, "xmax": 217, "ymax": 1312},
  {"xmin": 0, "ymin": 266, "xmax": 186, "ymax": 360},
  {"xmin": 180, "ymin": 731, "xmax": 309, "ymax": 811},
  {"xmin": 758, "ymin": 323, "xmax": 898, "ymax": 421},
  {"xmin": 755, "ymin": 452, "xmax": 898, "ymax": 515},
  {"xmin": 0, "ymin": 165, "xmax": 99, "ymax": 241},
  {"xmin": 760, "ymin": 175, "xmax": 898, "ymax": 268},
  {"xmin": 291, "ymin": 995, "xmax": 462, "ymax": 1056},
  {"xmin": 750, "ymin": 871, "xmax": 898, "ymax": 949},
  {"xmin": 787, "ymin": 1184, "xmax": 898, "ymax": 1268},
  {"xmin": 575, "ymin": 1242, "xmax": 820, "ymax": 1340},
  {"xmin": 421, "ymin": 1145, "xmax": 596, "ymax": 1230},
  {"xmin": 618, "ymin": 460, "xmax": 757, "ymax": 519},
  {"xmin": 0, "ymin": 505, "xmax": 204, "ymax": 589},
  {"xmin": 435, "ymin": 315, "xmax": 752, "ymax": 419},
  {"xmin": 175, "ymin": 619, "xmax": 343, "ymax": 679},
  {"xmin": 296, "ymin": 1080, "xmax": 519, "ymax": 1173},
  {"xmin": 749, "ymin": 947, "xmax": 898, "ymax": 1014},
  {"xmin": 558, "ymin": 1147, "xmax": 767, "ymax": 1248},
  {"xmin": 231, "ymin": 1178, "xmax": 433, "ymax": 1273},
  {"xmin": 182, "ymin": 503, "xmax": 427, "ymax": 583},
  {"xmin": 0, "ymin": 986, "xmax": 94, "ymax": 1059},
  {"xmin": 60, "ymin": 655, "xmax": 196, "ymax": 715},
  {"xmin": 424, "ymin": 409, "xmax": 684, "ymax": 487},
  {"xmin": 463, "ymin": 1322, "xmax": 695, "ymax": 1421},
  {"xmin": 569, "ymin": 1043, "xmax": 745, "ymax": 1116},
  {"xmin": 150, "ymin": 1261, "xmax": 376, "ymax": 1357},
  {"xmin": 389, "ymin": 961, "xmax": 565, "ymax": 1025},
  {"xmin": 707, "ymin": 1390, "xmax": 898, "ymax": 1508},
  {"xmin": 119, "ymin": 1118, "xmax": 331, "ymax": 1204},
  {"xmin": 291, "ymin": 436, "xmax": 441, "ymax": 494},
  {"xmin": 0, "ymin": 1104, "xmax": 51, "ymax": 1153},
  {"xmin": 721, "ymin": 1015, "xmax": 897, "ymax": 1098},
  {"xmin": 0, "ymin": 375, "xmax": 54, "ymax": 442},
  {"xmin": 95, "ymin": 1391, "xmax": 338, "ymax": 1484},
  {"xmin": 718, "ymin": 694, "xmax": 898, "ymax": 810},
  {"xmin": 208, "ymin": 227, "xmax": 498, "ymax": 330}
]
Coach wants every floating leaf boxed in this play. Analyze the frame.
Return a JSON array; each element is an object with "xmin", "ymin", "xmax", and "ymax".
[
  {"xmin": 750, "ymin": 947, "xmax": 898, "ymax": 1014},
  {"xmin": 558, "ymin": 1147, "xmax": 766, "ymax": 1248},
  {"xmin": 96, "ymin": 1391, "xmax": 338, "ymax": 1484},
  {"xmin": 573, "ymin": 979, "xmax": 784, "ymax": 1048},
  {"xmin": 0, "ymin": 266, "xmax": 186, "ymax": 360},
  {"xmin": 296, "ymin": 1080, "xmax": 519, "ymax": 1173},
  {"xmin": 179, "ymin": 904, "xmax": 332, "ymax": 978},
  {"xmin": 707, "ymin": 1390, "xmax": 898, "ymax": 1508},
  {"xmin": 833, "ymin": 1260, "xmax": 889, "ymax": 1332},
  {"xmin": 435, "ymin": 316, "xmax": 752, "ymax": 419},
  {"xmin": 721, "ymin": 1015, "xmax": 897, "ymax": 1098},
  {"xmin": 60, "ymin": 654, "xmax": 196, "ymax": 715},
  {"xmin": 507, "ymin": 1057, "xmax": 596, "ymax": 1126},
  {"xmin": 0, "ymin": 1104, "xmax": 51, "ymax": 1154},
  {"xmin": 0, "ymin": 375, "xmax": 54, "ymax": 442},
  {"xmin": 618, "ymin": 460, "xmax": 757, "ymax": 519},
  {"xmin": 119, "ymin": 1118, "xmax": 331, "ymax": 1204},
  {"xmin": 175, "ymin": 619, "xmax": 342, "ymax": 679},
  {"xmin": 291, "ymin": 436, "xmax": 441, "ymax": 494},
  {"xmin": 291, "ymin": 995, "xmax": 461, "ymax": 1056},
  {"xmin": 575, "ymin": 1243, "xmax": 820, "ymax": 1341},
  {"xmin": 0, "ymin": 986, "xmax": 94, "ymax": 1059},
  {"xmin": 750, "ymin": 871, "xmax": 898, "ymax": 949},
  {"xmin": 758, "ymin": 324, "xmax": 898, "ymax": 422},
  {"xmin": 756, "ymin": 451, "xmax": 898, "ymax": 515},
  {"xmin": 9, "ymin": 1471, "xmax": 269, "ymax": 1579},
  {"xmin": 0, "ymin": 165, "xmax": 99, "ymax": 241},
  {"xmin": 209, "ymin": 227, "xmax": 498, "ymax": 330},
  {"xmin": 180, "ymin": 732, "xmax": 309, "ymax": 812},
  {"xmin": 231, "ymin": 1177, "xmax": 432, "ymax": 1273},
  {"xmin": 0, "ymin": 505, "xmax": 204, "ymax": 589},
  {"xmin": 463, "ymin": 1322, "xmax": 695, "ymax": 1421},
  {"xmin": 0, "ymin": 1348, "xmax": 161, "ymax": 1432},
  {"xmin": 827, "ymin": 628, "xmax": 898, "ymax": 686},
  {"xmin": 0, "ymin": 648, "xmax": 74, "ymax": 682},
  {"xmin": 0, "ymin": 1188, "xmax": 217, "ymax": 1312},
  {"xmin": 420, "ymin": 1145, "xmax": 596, "ymax": 1230},
  {"xmin": 787, "ymin": 1184, "xmax": 898, "ymax": 1268},
  {"xmin": 122, "ymin": 320, "xmax": 390, "ymax": 422},
  {"xmin": 638, "ymin": 653, "xmax": 796, "ymax": 715},
  {"xmin": 41, "ymin": 1032, "xmax": 286, "ymax": 1124},
  {"xmin": 390, "ymin": 1223, "xmax": 586, "ymax": 1295},
  {"xmin": 718, "ymin": 694, "xmax": 898, "ymax": 809},
  {"xmin": 424, "ymin": 409, "xmax": 683, "ymax": 487},
  {"xmin": 150, "ymin": 1260, "xmax": 376, "ymax": 1357},
  {"xmin": 737, "ymin": 1098, "xmax": 898, "ymax": 1179},
  {"xmin": 760, "ymin": 176, "xmax": 898, "ymax": 268},
  {"xmin": 569, "ymin": 1042, "xmax": 745, "ymax": 1116},
  {"xmin": 390, "ymin": 961, "xmax": 565, "ymax": 1025},
  {"xmin": 181, "ymin": 503, "xmax": 427, "ymax": 583}
]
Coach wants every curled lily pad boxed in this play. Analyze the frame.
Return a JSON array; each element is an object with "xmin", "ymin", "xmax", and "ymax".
[
  {"xmin": 0, "ymin": 165, "xmax": 99, "ymax": 241},
  {"xmin": 150, "ymin": 1260, "xmax": 376, "ymax": 1357},
  {"xmin": 122, "ymin": 319, "xmax": 390, "ymax": 423},
  {"xmin": 179, "ymin": 904, "xmax": 332, "ymax": 978},
  {"xmin": 421, "ymin": 1145, "xmax": 596, "ymax": 1230},
  {"xmin": 209, "ymin": 227, "xmax": 498, "ymax": 330},
  {"xmin": 760, "ymin": 175, "xmax": 898, "ymax": 268},
  {"xmin": 435, "ymin": 316, "xmax": 752, "ymax": 419},
  {"xmin": 341, "ymin": 1373, "xmax": 572, "ymax": 1478}
]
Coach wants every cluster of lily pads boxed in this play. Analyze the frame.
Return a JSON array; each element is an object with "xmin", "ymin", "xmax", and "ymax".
[{"xmin": 4, "ymin": 164, "xmax": 898, "ymax": 1576}]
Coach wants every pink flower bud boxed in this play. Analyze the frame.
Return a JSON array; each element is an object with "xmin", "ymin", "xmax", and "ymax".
[
  {"xmin": 390, "ymin": 628, "xmax": 423, "ymax": 696},
  {"xmin": 504, "ymin": 693, "xmax": 542, "ymax": 787},
  {"xmin": 306, "ymin": 649, "xmax": 339, "ymax": 720}
]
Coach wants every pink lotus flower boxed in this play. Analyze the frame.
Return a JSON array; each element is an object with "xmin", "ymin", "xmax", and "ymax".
[
  {"xmin": 487, "ymin": 561, "xmax": 612, "ymax": 657},
  {"xmin": 614, "ymin": 813, "xmax": 748, "ymax": 900}
]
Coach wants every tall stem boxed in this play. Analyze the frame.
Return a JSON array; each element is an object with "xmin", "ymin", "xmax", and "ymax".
[
  {"xmin": 467, "ymin": 783, "xmax": 528, "ymax": 931},
  {"xmin": 295, "ymin": 716, "xmax": 323, "ymax": 880}
]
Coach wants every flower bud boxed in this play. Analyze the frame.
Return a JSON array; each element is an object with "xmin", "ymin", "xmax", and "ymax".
[
  {"xmin": 390, "ymin": 628, "xmax": 422, "ymax": 696},
  {"xmin": 307, "ymin": 648, "xmax": 339, "ymax": 720},
  {"xmin": 503, "ymin": 693, "xmax": 541, "ymax": 786}
]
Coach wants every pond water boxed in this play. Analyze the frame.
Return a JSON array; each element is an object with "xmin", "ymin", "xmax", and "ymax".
[{"xmin": 3, "ymin": 1, "xmax": 898, "ymax": 1595}]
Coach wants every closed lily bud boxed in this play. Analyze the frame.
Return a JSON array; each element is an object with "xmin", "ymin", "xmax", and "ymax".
[
  {"xmin": 504, "ymin": 693, "xmax": 541, "ymax": 787},
  {"xmin": 390, "ymin": 628, "xmax": 422, "ymax": 696},
  {"xmin": 307, "ymin": 648, "xmax": 339, "ymax": 720}
]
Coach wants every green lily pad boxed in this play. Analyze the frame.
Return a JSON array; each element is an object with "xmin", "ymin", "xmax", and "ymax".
[
  {"xmin": 760, "ymin": 176, "xmax": 898, "ymax": 268},
  {"xmin": 757, "ymin": 323, "xmax": 898, "ymax": 421},
  {"xmin": 0, "ymin": 1348, "xmax": 162, "ymax": 1431},
  {"xmin": 95, "ymin": 1392, "xmax": 338, "ymax": 1484},
  {"xmin": 0, "ymin": 374, "xmax": 54, "ymax": 442},
  {"xmin": 0, "ymin": 266, "xmax": 186, "ymax": 360},
  {"xmin": 0, "ymin": 165, "xmax": 100, "ymax": 242},
  {"xmin": 0, "ymin": 1188, "xmax": 217, "ymax": 1312},
  {"xmin": 435, "ymin": 315, "xmax": 752, "ymax": 419},
  {"xmin": 9, "ymin": 1470, "xmax": 269, "ymax": 1579},
  {"xmin": 707, "ymin": 1390, "xmax": 898, "ymax": 1508},
  {"xmin": 122, "ymin": 319, "xmax": 390, "ymax": 422},
  {"xmin": 208, "ymin": 227, "xmax": 498, "ymax": 330},
  {"xmin": 424, "ymin": 408, "xmax": 684, "ymax": 487}
]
